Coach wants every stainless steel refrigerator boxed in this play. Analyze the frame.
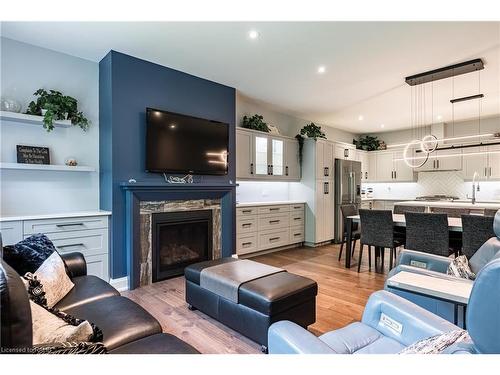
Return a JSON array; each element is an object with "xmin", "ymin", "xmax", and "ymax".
[{"xmin": 334, "ymin": 159, "xmax": 362, "ymax": 243}]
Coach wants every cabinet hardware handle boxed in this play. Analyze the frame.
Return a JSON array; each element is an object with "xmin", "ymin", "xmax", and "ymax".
[
  {"xmin": 269, "ymin": 220, "xmax": 280, "ymax": 224},
  {"xmin": 269, "ymin": 207, "xmax": 279, "ymax": 211},
  {"xmin": 293, "ymin": 206, "xmax": 301, "ymax": 209},
  {"xmin": 56, "ymin": 223, "xmax": 85, "ymax": 228},
  {"xmin": 365, "ymin": 172, "xmax": 368, "ymax": 179},
  {"xmin": 270, "ymin": 164, "xmax": 274, "ymax": 175},
  {"xmin": 57, "ymin": 243, "xmax": 85, "ymax": 248},
  {"xmin": 250, "ymin": 163, "xmax": 254, "ymax": 175},
  {"xmin": 242, "ymin": 242, "xmax": 252, "ymax": 246},
  {"xmin": 285, "ymin": 166, "xmax": 289, "ymax": 176},
  {"xmin": 490, "ymin": 167, "xmax": 492, "ymax": 177},
  {"xmin": 324, "ymin": 182, "xmax": 329, "ymax": 194},
  {"xmin": 325, "ymin": 167, "xmax": 329, "ymax": 176},
  {"xmin": 293, "ymin": 217, "xmax": 301, "ymax": 220},
  {"xmin": 269, "ymin": 237, "xmax": 280, "ymax": 241},
  {"xmin": 485, "ymin": 167, "xmax": 487, "ymax": 177},
  {"xmin": 294, "ymin": 233, "xmax": 302, "ymax": 236},
  {"xmin": 242, "ymin": 223, "xmax": 252, "ymax": 227},
  {"xmin": 242, "ymin": 209, "xmax": 252, "ymax": 213},
  {"xmin": 394, "ymin": 171, "xmax": 397, "ymax": 179}
]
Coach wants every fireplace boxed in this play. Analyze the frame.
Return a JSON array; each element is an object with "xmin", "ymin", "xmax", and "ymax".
[{"xmin": 152, "ymin": 210, "xmax": 213, "ymax": 282}]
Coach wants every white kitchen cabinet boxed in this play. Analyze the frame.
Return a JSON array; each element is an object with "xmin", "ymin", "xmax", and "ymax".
[
  {"xmin": 463, "ymin": 146, "xmax": 487, "ymax": 180},
  {"xmin": 487, "ymin": 144, "xmax": 500, "ymax": 180},
  {"xmin": 315, "ymin": 140, "xmax": 334, "ymax": 180},
  {"xmin": 393, "ymin": 151, "xmax": 416, "ymax": 181},
  {"xmin": 436, "ymin": 149, "xmax": 462, "ymax": 171},
  {"xmin": 334, "ymin": 143, "xmax": 356, "ymax": 161},
  {"xmin": 367, "ymin": 153, "xmax": 377, "ymax": 182},
  {"xmin": 372, "ymin": 151, "xmax": 417, "ymax": 182},
  {"xmin": 236, "ymin": 130, "xmax": 254, "ymax": 178},
  {"xmin": 356, "ymin": 151, "xmax": 370, "ymax": 181},
  {"xmin": 315, "ymin": 180, "xmax": 334, "ymax": 242},
  {"xmin": 375, "ymin": 152, "xmax": 394, "ymax": 181},
  {"xmin": 0, "ymin": 221, "xmax": 23, "ymax": 245},
  {"xmin": 236, "ymin": 128, "xmax": 300, "ymax": 181},
  {"xmin": 284, "ymin": 138, "xmax": 301, "ymax": 179}
]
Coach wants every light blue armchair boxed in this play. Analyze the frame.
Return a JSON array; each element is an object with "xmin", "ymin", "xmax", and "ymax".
[
  {"xmin": 268, "ymin": 258, "xmax": 500, "ymax": 354},
  {"xmin": 386, "ymin": 211, "xmax": 500, "ymax": 325}
]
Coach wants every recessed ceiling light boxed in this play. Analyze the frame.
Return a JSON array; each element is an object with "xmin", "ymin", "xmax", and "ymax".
[
  {"xmin": 317, "ymin": 66, "xmax": 326, "ymax": 74},
  {"xmin": 436, "ymin": 115, "xmax": 443, "ymax": 121},
  {"xmin": 169, "ymin": 124, "xmax": 177, "ymax": 129},
  {"xmin": 380, "ymin": 124, "xmax": 385, "ymax": 129},
  {"xmin": 248, "ymin": 30, "xmax": 259, "ymax": 40},
  {"xmin": 358, "ymin": 115, "xmax": 364, "ymax": 121}
]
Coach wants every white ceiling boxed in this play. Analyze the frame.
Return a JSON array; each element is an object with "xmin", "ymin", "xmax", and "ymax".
[{"xmin": 2, "ymin": 21, "xmax": 500, "ymax": 133}]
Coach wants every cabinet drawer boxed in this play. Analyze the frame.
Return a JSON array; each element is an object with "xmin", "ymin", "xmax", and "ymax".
[
  {"xmin": 258, "ymin": 229, "xmax": 290, "ymax": 251},
  {"xmin": 258, "ymin": 213, "xmax": 289, "ymax": 231},
  {"xmin": 237, "ymin": 207, "xmax": 258, "ymax": 216},
  {"xmin": 290, "ymin": 204, "xmax": 305, "ymax": 212},
  {"xmin": 257, "ymin": 205, "xmax": 290, "ymax": 215},
  {"xmin": 289, "ymin": 211, "xmax": 304, "ymax": 227},
  {"xmin": 236, "ymin": 233, "xmax": 258, "ymax": 255},
  {"xmin": 24, "ymin": 216, "xmax": 108, "ymax": 235},
  {"xmin": 0, "ymin": 221, "xmax": 23, "ymax": 245},
  {"xmin": 237, "ymin": 216, "xmax": 258, "ymax": 234},
  {"xmin": 30, "ymin": 229, "xmax": 109, "ymax": 258},
  {"xmin": 85, "ymin": 253, "xmax": 109, "ymax": 281},
  {"xmin": 290, "ymin": 226, "xmax": 305, "ymax": 243}
]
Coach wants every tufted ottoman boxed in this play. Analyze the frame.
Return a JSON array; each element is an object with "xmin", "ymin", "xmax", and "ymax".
[{"xmin": 184, "ymin": 258, "xmax": 317, "ymax": 352}]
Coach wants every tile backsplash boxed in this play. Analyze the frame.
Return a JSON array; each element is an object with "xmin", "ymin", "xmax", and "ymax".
[{"xmin": 363, "ymin": 171, "xmax": 500, "ymax": 201}]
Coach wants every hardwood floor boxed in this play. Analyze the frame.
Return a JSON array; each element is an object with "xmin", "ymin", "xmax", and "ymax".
[{"xmin": 123, "ymin": 243, "xmax": 389, "ymax": 354}]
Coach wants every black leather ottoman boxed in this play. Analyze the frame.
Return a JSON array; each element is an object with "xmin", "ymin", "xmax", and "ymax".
[{"xmin": 184, "ymin": 258, "xmax": 317, "ymax": 351}]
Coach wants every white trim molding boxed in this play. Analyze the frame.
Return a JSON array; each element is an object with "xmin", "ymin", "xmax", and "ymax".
[{"xmin": 110, "ymin": 276, "xmax": 129, "ymax": 292}]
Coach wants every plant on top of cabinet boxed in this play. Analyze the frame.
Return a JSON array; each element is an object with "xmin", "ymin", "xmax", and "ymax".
[
  {"xmin": 26, "ymin": 89, "xmax": 90, "ymax": 132},
  {"xmin": 353, "ymin": 135, "xmax": 386, "ymax": 151},
  {"xmin": 242, "ymin": 114, "xmax": 270, "ymax": 132},
  {"xmin": 295, "ymin": 122, "xmax": 327, "ymax": 163}
]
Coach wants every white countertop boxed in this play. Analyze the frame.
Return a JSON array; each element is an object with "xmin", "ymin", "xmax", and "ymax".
[
  {"xmin": 236, "ymin": 200, "xmax": 306, "ymax": 208},
  {"xmin": 0, "ymin": 210, "xmax": 112, "ymax": 222},
  {"xmin": 396, "ymin": 200, "xmax": 500, "ymax": 210},
  {"xmin": 361, "ymin": 198, "xmax": 415, "ymax": 202}
]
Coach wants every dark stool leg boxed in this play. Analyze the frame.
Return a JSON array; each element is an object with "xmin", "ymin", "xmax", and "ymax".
[
  {"xmin": 358, "ymin": 243, "xmax": 364, "ymax": 272},
  {"xmin": 381, "ymin": 247, "xmax": 385, "ymax": 269},
  {"xmin": 368, "ymin": 245, "xmax": 372, "ymax": 269},
  {"xmin": 338, "ymin": 234, "xmax": 345, "ymax": 261},
  {"xmin": 352, "ymin": 239, "xmax": 357, "ymax": 256},
  {"xmin": 390, "ymin": 248, "xmax": 394, "ymax": 269}
]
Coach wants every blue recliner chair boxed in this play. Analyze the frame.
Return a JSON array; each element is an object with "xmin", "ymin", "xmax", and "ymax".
[
  {"xmin": 268, "ymin": 258, "xmax": 500, "ymax": 354},
  {"xmin": 385, "ymin": 211, "xmax": 500, "ymax": 325}
]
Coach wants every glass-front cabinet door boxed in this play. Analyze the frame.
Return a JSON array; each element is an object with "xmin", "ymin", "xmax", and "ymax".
[
  {"xmin": 254, "ymin": 136, "xmax": 269, "ymax": 175},
  {"xmin": 271, "ymin": 138, "xmax": 284, "ymax": 176}
]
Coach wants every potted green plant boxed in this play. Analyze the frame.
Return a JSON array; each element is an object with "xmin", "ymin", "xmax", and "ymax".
[
  {"xmin": 26, "ymin": 89, "xmax": 90, "ymax": 132},
  {"xmin": 242, "ymin": 114, "xmax": 270, "ymax": 132},
  {"xmin": 295, "ymin": 122, "xmax": 327, "ymax": 163},
  {"xmin": 353, "ymin": 135, "xmax": 386, "ymax": 151}
]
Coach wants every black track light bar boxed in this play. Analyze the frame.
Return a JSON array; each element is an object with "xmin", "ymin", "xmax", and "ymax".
[
  {"xmin": 405, "ymin": 59, "xmax": 484, "ymax": 86},
  {"xmin": 450, "ymin": 94, "xmax": 484, "ymax": 103}
]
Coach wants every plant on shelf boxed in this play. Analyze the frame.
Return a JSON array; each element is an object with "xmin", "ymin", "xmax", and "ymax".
[
  {"xmin": 25, "ymin": 89, "xmax": 90, "ymax": 132},
  {"xmin": 295, "ymin": 122, "xmax": 327, "ymax": 163},
  {"xmin": 353, "ymin": 135, "xmax": 386, "ymax": 151},
  {"xmin": 242, "ymin": 114, "xmax": 270, "ymax": 132}
]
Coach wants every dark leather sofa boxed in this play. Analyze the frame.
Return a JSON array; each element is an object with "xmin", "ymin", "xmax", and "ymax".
[{"xmin": 1, "ymin": 251, "xmax": 199, "ymax": 354}]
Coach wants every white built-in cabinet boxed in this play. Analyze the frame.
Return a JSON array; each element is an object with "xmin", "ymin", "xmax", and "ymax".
[
  {"xmin": 236, "ymin": 128, "xmax": 301, "ymax": 181},
  {"xmin": 0, "ymin": 213, "xmax": 110, "ymax": 281},
  {"xmin": 416, "ymin": 148, "xmax": 462, "ymax": 172},
  {"xmin": 366, "ymin": 150, "xmax": 417, "ymax": 182},
  {"xmin": 463, "ymin": 145, "xmax": 500, "ymax": 180},
  {"xmin": 356, "ymin": 151, "xmax": 370, "ymax": 181}
]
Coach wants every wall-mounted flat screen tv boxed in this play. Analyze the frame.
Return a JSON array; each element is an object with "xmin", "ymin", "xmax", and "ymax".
[{"xmin": 146, "ymin": 108, "xmax": 229, "ymax": 175}]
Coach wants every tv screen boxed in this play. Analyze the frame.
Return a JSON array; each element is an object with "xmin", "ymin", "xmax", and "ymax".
[{"xmin": 145, "ymin": 108, "xmax": 229, "ymax": 175}]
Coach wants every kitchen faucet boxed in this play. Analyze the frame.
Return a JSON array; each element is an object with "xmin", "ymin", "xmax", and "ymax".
[{"xmin": 468, "ymin": 171, "xmax": 480, "ymax": 204}]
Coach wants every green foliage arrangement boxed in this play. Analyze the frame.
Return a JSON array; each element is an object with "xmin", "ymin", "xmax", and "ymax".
[
  {"xmin": 242, "ymin": 114, "xmax": 270, "ymax": 132},
  {"xmin": 26, "ymin": 89, "xmax": 90, "ymax": 132},
  {"xmin": 353, "ymin": 135, "xmax": 386, "ymax": 151},
  {"xmin": 295, "ymin": 122, "xmax": 327, "ymax": 164}
]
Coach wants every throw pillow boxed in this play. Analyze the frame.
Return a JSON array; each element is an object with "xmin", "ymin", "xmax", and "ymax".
[
  {"xmin": 3, "ymin": 234, "xmax": 57, "ymax": 275},
  {"xmin": 399, "ymin": 330, "xmax": 469, "ymax": 354},
  {"xmin": 27, "ymin": 251, "xmax": 74, "ymax": 307},
  {"xmin": 447, "ymin": 255, "xmax": 476, "ymax": 280},
  {"xmin": 29, "ymin": 300, "xmax": 95, "ymax": 345}
]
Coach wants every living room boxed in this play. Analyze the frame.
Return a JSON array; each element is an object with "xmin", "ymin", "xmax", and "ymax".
[{"xmin": 1, "ymin": 1, "xmax": 500, "ymax": 372}]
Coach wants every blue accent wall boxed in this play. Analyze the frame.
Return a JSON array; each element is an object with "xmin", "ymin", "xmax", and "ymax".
[{"xmin": 99, "ymin": 51, "xmax": 236, "ymax": 278}]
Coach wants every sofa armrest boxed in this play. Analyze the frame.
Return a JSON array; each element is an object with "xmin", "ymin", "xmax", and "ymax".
[
  {"xmin": 397, "ymin": 249, "xmax": 452, "ymax": 273},
  {"xmin": 268, "ymin": 321, "xmax": 335, "ymax": 354},
  {"xmin": 387, "ymin": 264, "xmax": 472, "ymax": 284},
  {"xmin": 362, "ymin": 290, "xmax": 458, "ymax": 347},
  {"xmin": 60, "ymin": 252, "xmax": 87, "ymax": 278}
]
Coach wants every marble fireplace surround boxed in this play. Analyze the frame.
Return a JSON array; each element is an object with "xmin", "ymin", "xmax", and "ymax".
[
  {"xmin": 139, "ymin": 199, "xmax": 222, "ymax": 286},
  {"xmin": 121, "ymin": 183, "xmax": 236, "ymax": 290}
]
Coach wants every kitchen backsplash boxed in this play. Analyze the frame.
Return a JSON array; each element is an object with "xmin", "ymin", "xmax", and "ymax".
[
  {"xmin": 236, "ymin": 181, "xmax": 293, "ymax": 203},
  {"xmin": 363, "ymin": 171, "xmax": 500, "ymax": 201}
]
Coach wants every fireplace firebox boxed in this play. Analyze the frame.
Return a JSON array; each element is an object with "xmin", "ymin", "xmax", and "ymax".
[{"xmin": 152, "ymin": 210, "xmax": 213, "ymax": 282}]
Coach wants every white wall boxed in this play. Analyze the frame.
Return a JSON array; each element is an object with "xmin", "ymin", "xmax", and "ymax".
[
  {"xmin": 236, "ymin": 92, "xmax": 355, "ymax": 143},
  {"xmin": 0, "ymin": 38, "xmax": 99, "ymax": 216}
]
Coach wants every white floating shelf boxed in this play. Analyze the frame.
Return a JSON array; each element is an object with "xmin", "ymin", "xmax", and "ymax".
[
  {"xmin": 0, "ymin": 111, "xmax": 72, "ymax": 128},
  {"xmin": 0, "ymin": 162, "xmax": 95, "ymax": 172}
]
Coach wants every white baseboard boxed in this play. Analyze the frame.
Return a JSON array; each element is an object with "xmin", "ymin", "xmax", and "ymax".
[{"xmin": 110, "ymin": 276, "xmax": 129, "ymax": 292}]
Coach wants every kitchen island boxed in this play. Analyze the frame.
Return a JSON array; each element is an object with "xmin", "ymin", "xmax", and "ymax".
[{"xmin": 395, "ymin": 200, "xmax": 500, "ymax": 213}]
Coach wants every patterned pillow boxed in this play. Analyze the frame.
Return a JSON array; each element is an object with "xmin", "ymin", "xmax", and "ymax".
[
  {"xmin": 399, "ymin": 330, "xmax": 469, "ymax": 354},
  {"xmin": 447, "ymin": 255, "xmax": 476, "ymax": 280}
]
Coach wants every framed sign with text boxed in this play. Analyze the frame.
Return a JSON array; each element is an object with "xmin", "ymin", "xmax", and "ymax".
[{"xmin": 16, "ymin": 145, "xmax": 50, "ymax": 165}]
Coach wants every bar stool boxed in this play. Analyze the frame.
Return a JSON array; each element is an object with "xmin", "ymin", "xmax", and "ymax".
[{"xmin": 338, "ymin": 204, "xmax": 361, "ymax": 261}]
